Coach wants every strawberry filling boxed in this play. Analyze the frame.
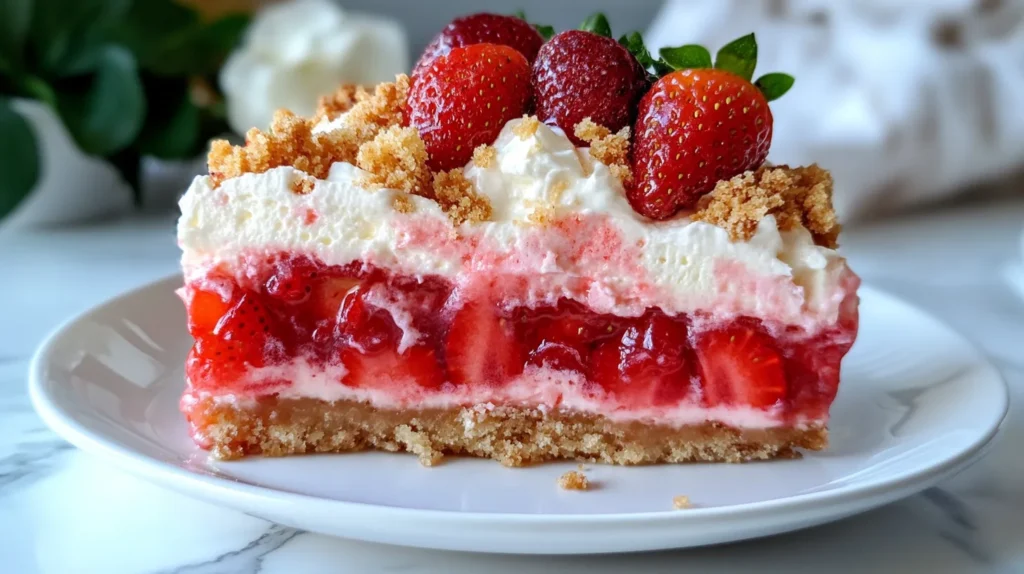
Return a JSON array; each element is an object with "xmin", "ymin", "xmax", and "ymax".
[{"xmin": 182, "ymin": 254, "xmax": 857, "ymax": 426}]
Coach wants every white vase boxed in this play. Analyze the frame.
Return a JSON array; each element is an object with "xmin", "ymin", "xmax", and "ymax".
[{"xmin": 0, "ymin": 99, "xmax": 133, "ymax": 231}]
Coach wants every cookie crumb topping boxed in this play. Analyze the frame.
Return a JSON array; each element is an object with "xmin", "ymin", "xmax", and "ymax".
[
  {"xmin": 672, "ymin": 495, "xmax": 692, "ymax": 509},
  {"xmin": 472, "ymin": 144, "xmax": 498, "ymax": 168},
  {"xmin": 433, "ymin": 168, "xmax": 493, "ymax": 225},
  {"xmin": 357, "ymin": 125, "xmax": 431, "ymax": 197},
  {"xmin": 692, "ymin": 165, "xmax": 839, "ymax": 248},
  {"xmin": 512, "ymin": 115, "xmax": 541, "ymax": 140},
  {"xmin": 314, "ymin": 84, "xmax": 369, "ymax": 123},
  {"xmin": 574, "ymin": 118, "xmax": 632, "ymax": 186},
  {"xmin": 557, "ymin": 470, "xmax": 589, "ymax": 490}
]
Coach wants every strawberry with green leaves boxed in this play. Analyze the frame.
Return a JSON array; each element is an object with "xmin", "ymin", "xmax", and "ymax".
[{"xmin": 624, "ymin": 34, "xmax": 794, "ymax": 219}]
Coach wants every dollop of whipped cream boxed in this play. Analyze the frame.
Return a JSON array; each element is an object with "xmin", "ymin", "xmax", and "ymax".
[
  {"xmin": 220, "ymin": 0, "xmax": 408, "ymax": 134},
  {"xmin": 179, "ymin": 117, "xmax": 855, "ymax": 330}
]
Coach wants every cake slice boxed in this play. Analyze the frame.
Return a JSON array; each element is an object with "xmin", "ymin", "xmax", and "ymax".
[{"xmin": 177, "ymin": 14, "xmax": 859, "ymax": 466}]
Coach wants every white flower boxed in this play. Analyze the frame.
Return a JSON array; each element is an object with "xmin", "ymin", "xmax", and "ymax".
[{"xmin": 220, "ymin": 0, "xmax": 408, "ymax": 134}]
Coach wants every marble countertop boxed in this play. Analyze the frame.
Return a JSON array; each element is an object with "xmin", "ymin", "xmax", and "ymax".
[{"xmin": 2, "ymin": 201, "xmax": 1023, "ymax": 574}]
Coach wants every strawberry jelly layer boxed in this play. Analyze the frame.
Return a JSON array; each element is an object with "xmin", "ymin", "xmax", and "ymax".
[{"xmin": 181, "ymin": 253, "xmax": 859, "ymax": 430}]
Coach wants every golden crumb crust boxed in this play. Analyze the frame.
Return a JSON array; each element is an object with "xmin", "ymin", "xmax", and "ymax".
[
  {"xmin": 558, "ymin": 470, "xmax": 589, "ymax": 490},
  {"xmin": 512, "ymin": 115, "xmax": 541, "ymax": 139},
  {"xmin": 672, "ymin": 495, "xmax": 692, "ymax": 509},
  {"xmin": 693, "ymin": 164, "xmax": 840, "ymax": 248},
  {"xmin": 188, "ymin": 396, "xmax": 827, "ymax": 466}
]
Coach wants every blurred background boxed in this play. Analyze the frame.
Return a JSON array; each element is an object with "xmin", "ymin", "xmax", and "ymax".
[{"xmin": 2, "ymin": 0, "xmax": 1023, "ymax": 229}]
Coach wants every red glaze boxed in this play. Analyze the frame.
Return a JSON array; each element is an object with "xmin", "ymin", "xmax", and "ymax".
[{"xmin": 183, "ymin": 254, "xmax": 856, "ymax": 423}]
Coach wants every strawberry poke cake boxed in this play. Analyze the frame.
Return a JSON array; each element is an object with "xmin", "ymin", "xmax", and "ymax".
[{"xmin": 177, "ymin": 12, "xmax": 860, "ymax": 466}]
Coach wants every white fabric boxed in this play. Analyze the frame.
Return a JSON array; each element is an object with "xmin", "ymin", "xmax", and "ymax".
[{"xmin": 646, "ymin": 0, "xmax": 1024, "ymax": 221}]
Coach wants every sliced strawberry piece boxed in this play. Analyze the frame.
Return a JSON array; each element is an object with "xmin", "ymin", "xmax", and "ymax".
[
  {"xmin": 336, "ymin": 284, "xmax": 401, "ymax": 353},
  {"xmin": 313, "ymin": 276, "xmax": 362, "ymax": 322},
  {"xmin": 189, "ymin": 292, "xmax": 279, "ymax": 386},
  {"xmin": 527, "ymin": 340, "xmax": 585, "ymax": 373},
  {"xmin": 445, "ymin": 301, "xmax": 525, "ymax": 386},
  {"xmin": 341, "ymin": 345, "xmax": 444, "ymax": 390},
  {"xmin": 589, "ymin": 313, "xmax": 691, "ymax": 406},
  {"xmin": 185, "ymin": 287, "xmax": 232, "ymax": 338},
  {"xmin": 264, "ymin": 257, "xmax": 320, "ymax": 303},
  {"xmin": 695, "ymin": 327, "xmax": 787, "ymax": 409}
]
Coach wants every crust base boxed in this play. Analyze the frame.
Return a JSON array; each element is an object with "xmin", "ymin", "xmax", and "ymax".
[{"xmin": 189, "ymin": 396, "xmax": 827, "ymax": 466}]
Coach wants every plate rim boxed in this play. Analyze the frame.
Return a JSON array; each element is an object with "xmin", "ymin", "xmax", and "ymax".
[{"xmin": 28, "ymin": 273, "xmax": 1010, "ymax": 528}]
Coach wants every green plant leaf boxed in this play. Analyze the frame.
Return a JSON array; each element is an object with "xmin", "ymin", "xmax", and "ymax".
[
  {"xmin": 755, "ymin": 72, "xmax": 795, "ymax": 101},
  {"xmin": 113, "ymin": 2, "xmax": 248, "ymax": 77},
  {"xmin": 0, "ymin": 0, "xmax": 33, "ymax": 73},
  {"xmin": 18, "ymin": 75, "xmax": 56, "ymax": 108},
  {"xmin": 30, "ymin": 0, "xmax": 131, "ymax": 76},
  {"xmin": 56, "ymin": 46, "xmax": 145, "ymax": 156},
  {"xmin": 579, "ymin": 13, "xmax": 611, "ymax": 38},
  {"xmin": 714, "ymin": 33, "xmax": 757, "ymax": 81},
  {"xmin": 513, "ymin": 9, "xmax": 527, "ymax": 20},
  {"xmin": 659, "ymin": 45, "xmax": 712, "ymax": 71},
  {"xmin": 534, "ymin": 23, "xmax": 555, "ymax": 41},
  {"xmin": 618, "ymin": 32, "xmax": 657, "ymax": 70},
  {"xmin": 0, "ymin": 98, "xmax": 40, "ymax": 219},
  {"xmin": 137, "ymin": 80, "xmax": 202, "ymax": 159}
]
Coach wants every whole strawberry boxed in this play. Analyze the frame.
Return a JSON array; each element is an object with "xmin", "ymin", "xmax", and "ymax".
[
  {"xmin": 532, "ymin": 14, "xmax": 648, "ymax": 146},
  {"xmin": 627, "ymin": 34, "xmax": 794, "ymax": 219},
  {"xmin": 413, "ymin": 13, "xmax": 546, "ymax": 77},
  {"xmin": 407, "ymin": 43, "xmax": 532, "ymax": 171}
]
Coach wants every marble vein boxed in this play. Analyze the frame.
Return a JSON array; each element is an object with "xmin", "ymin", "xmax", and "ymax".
[
  {"xmin": 0, "ymin": 438, "xmax": 74, "ymax": 494},
  {"xmin": 158, "ymin": 525, "xmax": 303, "ymax": 574}
]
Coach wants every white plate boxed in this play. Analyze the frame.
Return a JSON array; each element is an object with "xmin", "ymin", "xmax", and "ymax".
[{"xmin": 30, "ymin": 276, "xmax": 1008, "ymax": 555}]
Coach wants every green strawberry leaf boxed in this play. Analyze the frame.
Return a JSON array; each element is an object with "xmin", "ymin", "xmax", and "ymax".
[
  {"xmin": 534, "ymin": 23, "xmax": 556, "ymax": 41},
  {"xmin": 511, "ymin": 9, "xmax": 554, "ymax": 41},
  {"xmin": 0, "ymin": 0, "xmax": 33, "ymax": 73},
  {"xmin": 579, "ymin": 13, "xmax": 612, "ymax": 38},
  {"xmin": 755, "ymin": 72, "xmax": 795, "ymax": 101},
  {"xmin": 714, "ymin": 33, "xmax": 757, "ymax": 81},
  {"xmin": 56, "ymin": 46, "xmax": 145, "ymax": 156},
  {"xmin": 619, "ymin": 32, "xmax": 657, "ymax": 69},
  {"xmin": 0, "ymin": 98, "xmax": 40, "ymax": 220},
  {"xmin": 659, "ymin": 45, "xmax": 712, "ymax": 71}
]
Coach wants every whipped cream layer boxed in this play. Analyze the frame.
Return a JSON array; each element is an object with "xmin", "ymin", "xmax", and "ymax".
[{"xmin": 179, "ymin": 118, "xmax": 856, "ymax": 332}]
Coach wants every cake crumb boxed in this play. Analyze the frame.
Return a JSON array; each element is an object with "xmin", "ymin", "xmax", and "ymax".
[
  {"xmin": 433, "ymin": 168, "xmax": 492, "ymax": 225},
  {"xmin": 392, "ymin": 194, "xmax": 415, "ymax": 213},
  {"xmin": 289, "ymin": 175, "xmax": 316, "ymax": 195},
  {"xmin": 357, "ymin": 125, "xmax": 432, "ymax": 196},
  {"xmin": 472, "ymin": 144, "xmax": 498, "ymax": 168},
  {"xmin": 314, "ymin": 84, "xmax": 370, "ymax": 122},
  {"xmin": 513, "ymin": 115, "xmax": 541, "ymax": 140},
  {"xmin": 208, "ymin": 75, "xmax": 410, "ymax": 187},
  {"xmin": 692, "ymin": 164, "xmax": 840, "ymax": 248},
  {"xmin": 672, "ymin": 495, "xmax": 692, "ymax": 509},
  {"xmin": 574, "ymin": 118, "xmax": 632, "ymax": 185},
  {"xmin": 558, "ymin": 470, "xmax": 589, "ymax": 491}
]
